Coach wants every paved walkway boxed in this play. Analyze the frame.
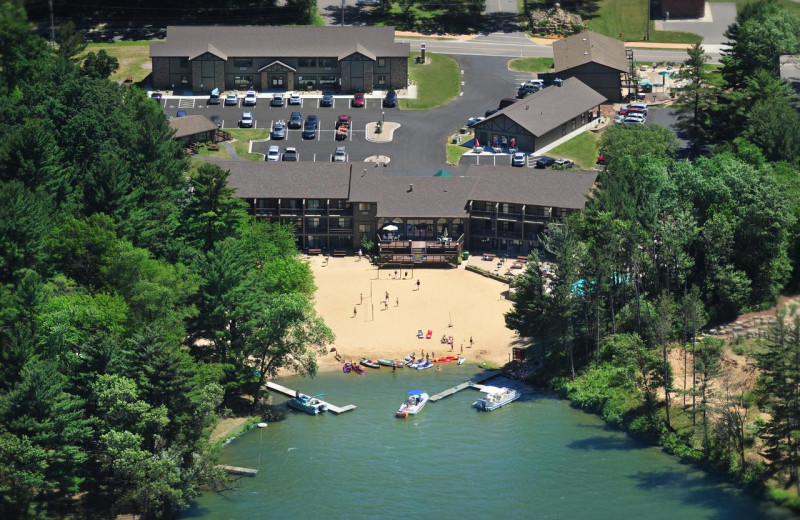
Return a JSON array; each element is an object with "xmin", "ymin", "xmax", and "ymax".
[
  {"xmin": 221, "ymin": 141, "xmax": 242, "ymax": 160},
  {"xmin": 656, "ymin": 2, "xmax": 736, "ymax": 45}
]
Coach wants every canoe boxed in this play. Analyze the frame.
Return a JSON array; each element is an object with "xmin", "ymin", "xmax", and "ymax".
[
  {"xmin": 360, "ymin": 358, "xmax": 380, "ymax": 369},
  {"xmin": 378, "ymin": 359, "xmax": 395, "ymax": 367}
]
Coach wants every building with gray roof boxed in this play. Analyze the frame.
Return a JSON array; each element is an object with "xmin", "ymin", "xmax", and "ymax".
[
  {"xmin": 221, "ymin": 161, "xmax": 596, "ymax": 261},
  {"xmin": 169, "ymin": 115, "xmax": 219, "ymax": 145},
  {"xmin": 544, "ymin": 31, "xmax": 631, "ymax": 102},
  {"xmin": 150, "ymin": 26, "xmax": 409, "ymax": 94},
  {"xmin": 471, "ymin": 77, "xmax": 606, "ymax": 153}
]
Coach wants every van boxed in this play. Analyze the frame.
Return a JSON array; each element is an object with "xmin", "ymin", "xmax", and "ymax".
[
  {"xmin": 499, "ymin": 98, "xmax": 518, "ymax": 109},
  {"xmin": 208, "ymin": 87, "xmax": 221, "ymax": 105}
]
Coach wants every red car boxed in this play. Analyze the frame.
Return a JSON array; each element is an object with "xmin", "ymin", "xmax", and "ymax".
[{"xmin": 352, "ymin": 93, "xmax": 365, "ymax": 108}]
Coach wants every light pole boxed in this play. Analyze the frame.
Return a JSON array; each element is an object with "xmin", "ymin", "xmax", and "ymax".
[{"xmin": 382, "ymin": 111, "xmax": 385, "ymax": 123}]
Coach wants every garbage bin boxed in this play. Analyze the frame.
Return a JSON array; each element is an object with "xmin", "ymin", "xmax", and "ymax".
[{"xmin": 462, "ymin": 251, "xmax": 470, "ymax": 260}]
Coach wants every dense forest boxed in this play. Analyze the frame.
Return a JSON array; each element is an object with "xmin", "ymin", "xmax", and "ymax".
[
  {"xmin": 0, "ymin": 1, "xmax": 332, "ymax": 517},
  {"xmin": 506, "ymin": 1, "xmax": 800, "ymax": 508}
]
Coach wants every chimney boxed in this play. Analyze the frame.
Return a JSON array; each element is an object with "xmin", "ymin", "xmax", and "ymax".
[{"xmin": 408, "ymin": 183, "xmax": 414, "ymax": 192}]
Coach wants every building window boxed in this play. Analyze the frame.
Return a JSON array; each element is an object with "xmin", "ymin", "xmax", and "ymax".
[
  {"xmin": 307, "ymin": 218, "xmax": 320, "ymax": 229},
  {"xmin": 319, "ymin": 75, "xmax": 337, "ymax": 85},
  {"xmin": 297, "ymin": 75, "xmax": 317, "ymax": 88},
  {"xmin": 581, "ymin": 112, "xmax": 586, "ymax": 125},
  {"xmin": 378, "ymin": 58, "xmax": 386, "ymax": 67},
  {"xmin": 234, "ymin": 75, "xmax": 253, "ymax": 87},
  {"xmin": 571, "ymin": 117, "xmax": 576, "ymax": 130},
  {"xmin": 561, "ymin": 123, "xmax": 567, "ymax": 136},
  {"xmin": 358, "ymin": 203, "xmax": 371, "ymax": 211},
  {"xmin": 298, "ymin": 58, "xmax": 316, "ymax": 68},
  {"xmin": 319, "ymin": 58, "xmax": 336, "ymax": 68},
  {"xmin": 234, "ymin": 58, "xmax": 253, "ymax": 69},
  {"xmin": 179, "ymin": 58, "xmax": 189, "ymax": 67},
  {"xmin": 307, "ymin": 199, "xmax": 321, "ymax": 210},
  {"xmin": 359, "ymin": 224, "xmax": 372, "ymax": 234},
  {"xmin": 180, "ymin": 75, "xmax": 188, "ymax": 84},
  {"xmin": 377, "ymin": 75, "xmax": 386, "ymax": 85}
]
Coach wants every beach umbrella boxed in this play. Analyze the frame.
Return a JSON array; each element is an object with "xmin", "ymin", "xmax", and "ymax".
[
  {"xmin": 383, "ymin": 224, "xmax": 399, "ymax": 231},
  {"xmin": 659, "ymin": 70, "xmax": 670, "ymax": 85}
]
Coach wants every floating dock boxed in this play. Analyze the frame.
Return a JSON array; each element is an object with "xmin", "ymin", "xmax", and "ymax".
[
  {"xmin": 429, "ymin": 370, "xmax": 501, "ymax": 402},
  {"xmin": 265, "ymin": 381, "xmax": 357, "ymax": 414},
  {"xmin": 221, "ymin": 465, "xmax": 258, "ymax": 476}
]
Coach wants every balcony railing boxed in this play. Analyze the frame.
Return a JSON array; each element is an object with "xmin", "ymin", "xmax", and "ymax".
[
  {"xmin": 254, "ymin": 208, "xmax": 279, "ymax": 216},
  {"xmin": 329, "ymin": 208, "xmax": 353, "ymax": 216},
  {"xmin": 470, "ymin": 228, "xmax": 496, "ymax": 238},
  {"xmin": 470, "ymin": 209, "xmax": 495, "ymax": 218},
  {"xmin": 329, "ymin": 227, "xmax": 352, "ymax": 234},
  {"xmin": 304, "ymin": 208, "xmax": 326, "ymax": 216},
  {"xmin": 498, "ymin": 230, "xmax": 522, "ymax": 239},
  {"xmin": 279, "ymin": 208, "xmax": 303, "ymax": 216}
]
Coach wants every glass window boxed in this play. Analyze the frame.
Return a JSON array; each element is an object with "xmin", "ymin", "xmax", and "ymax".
[
  {"xmin": 319, "ymin": 75, "xmax": 337, "ymax": 85},
  {"xmin": 359, "ymin": 224, "xmax": 372, "ymax": 233},
  {"xmin": 179, "ymin": 58, "xmax": 189, "ymax": 67},
  {"xmin": 234, "ymin": 58, "xmax": 253, "ymax": 69},
  {"xmin": 358, "ymin": 203, "xmax": 371, "ymax": 211},
  {"xmin": 307, "ymin": 199, "xmax": 321, "ymax": 209},
  {"xmin": 571, "ymin": 117, "xmax": 576, "ymax": 130},
  {"xmin": 377, "ymin": 75, "xmax": 386, "ymax": 85},
  {"xmin": 319, "ymin": 58, "xmax": 336, "ymax": 68},
  {"xmin": 233, "ymin": 75, "xmax": 252, "ymax": 87},
  {"xmin": 298, "ymin": 58, "xmax": 316, "ymax": 68},
  {"xmin": 378, "ymin": 58, "xmax": 386, "ymax": 67}
]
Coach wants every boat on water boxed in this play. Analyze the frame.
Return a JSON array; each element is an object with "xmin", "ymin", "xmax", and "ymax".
[
  {"xmin": 378, "ymin": 359, "xmax": 395, "ymax": 367},
  {"xmin": 416, "ymin": 361, "xmax": 434, "ymax": 370},
  {"xmin": 360, "ymin": 358, "xmax": 380, "ymax": 369},
  {"xmin": 395, "ymin": 389, "xmax": 429, "ymax": 418},
  {"xmin": 393, "ymin": 360, "xmax": 406, "ymax": 368},
  {"xmin": 473, "ymin": 386, "xmax": 520, "ymax": 412},
  {"xmin": 408, "ymin": 359, "xmax": 424, "ymax": 369},
  {"xmin": 352, "ymin": 363, "xmax": 366, "ymax": 375},
  {"xmin": 343, "ymin": 362, "xmax": 352, "ymax": 373},
  {"xmin": 403, "ymin": 353, "xmax": 415, "ymax": 365},
  {"xmin": 288, "ymin": 393, "xmax": 328, "ymax": 415},
  {"xmin": 457, "ymin": 357, "xmax": 466, "ymax": 365}
]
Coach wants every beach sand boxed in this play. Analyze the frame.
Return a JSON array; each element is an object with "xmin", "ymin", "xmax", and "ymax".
[{"xmin": 309, "ymin": 256, "xmax": 527, "ymax": 373}]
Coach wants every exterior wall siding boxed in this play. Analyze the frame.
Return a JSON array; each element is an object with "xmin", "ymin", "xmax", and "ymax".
[
  {"xmin": 152, "ymin": 58, "xmax": 170, "ymax": 89},
  {"xmin": 389, "ymin": 57, "xmax": 407, "ymax": 89},
  {"xmin": 548, "ymin": 63, "xmax": 623, "ymax": 102}
]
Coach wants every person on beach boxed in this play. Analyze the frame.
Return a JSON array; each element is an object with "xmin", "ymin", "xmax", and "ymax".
[
  {"xmin": 360, "ymin": 293, "xmax": 363, "ymax": 305},
  {"xmin": 416, "ymin": 279, "xmax": 421, "ymax": 290},
  {"xmin": 396, "ymin": 297, "xmax": 399, "ymax": 307},
  {"xmin": 469, "ymin": 336, "xmax": 473, "ymax": 348},
  {"xmin": 394, "ymin": 270, "xmax": 398, "ymax": 279},
  {"xmin": 353, "ymin": 307, "xmax": 357, "ymax": 318},
  {"xmin": 460, "ymin": 343, "xmax": 463, "ymax": 353}
]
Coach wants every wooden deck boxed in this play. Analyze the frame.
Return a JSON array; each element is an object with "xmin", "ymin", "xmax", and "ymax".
[
  {"xmin": 266, "ymin": 381, "xmax": 357, "ymax": 414},
  {"xmin": 429, "ymin": 370, "xmax": 501, "ymax": 402}
]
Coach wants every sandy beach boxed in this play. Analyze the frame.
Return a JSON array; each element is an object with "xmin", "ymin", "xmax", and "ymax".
[{"xmin": 310, "ymin": 256, "xmax": 527, "ymax": 372}]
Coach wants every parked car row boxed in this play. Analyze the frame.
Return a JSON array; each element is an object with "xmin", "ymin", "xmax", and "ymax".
[
  {"xmin": 517, "ymin": 79, "xmax": 545, "ymax": 99},
  {"xmin": 509, "ymin": 152, "xmax": 574, "ymax": 169},
  {"xmin": 262, "ymin": 145, "xmax": 347, "ymax": 162},
  {"xmin": 613, "ymin": 103, "xmax": 649, "ymax": 125},
  {"xmin": 207, "ymin": 90, "xmax": 397, "ymax": 108}
]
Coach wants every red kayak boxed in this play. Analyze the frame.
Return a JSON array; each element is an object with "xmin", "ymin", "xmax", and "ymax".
[{"xmin": 352, "ymin": 363, "xmax": 366, "ymax": 375}]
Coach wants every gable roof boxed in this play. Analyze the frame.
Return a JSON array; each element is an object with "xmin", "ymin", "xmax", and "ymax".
[
  {"xmin": 350, "ymin": 173, "xmax": 473, "ymax": 218},
  {"xmin": 464, "ymin": 166, "xmax": 596, "ymax": 209},
  {"xmin": 474, "ymin": 78, "xmax": 605, "ymax": 137},
  {"xmin": 150, "ymin": 26, "xmax": 410, "ymax": 60},
  {"xmin": 169, "ymin": 115, "xmax": 218, "ymax": 139},
  {"xmin": 222, "ymin": 161, "xmax": 352, "ymax": 199},
  {"xmin": 553, "ymin": 31, "xmax": 628, "ymax": 73}
]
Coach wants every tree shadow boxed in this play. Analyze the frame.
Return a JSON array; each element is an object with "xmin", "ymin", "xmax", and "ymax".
[
  {"xmin": 481, "ymin": 12, "xmax": 522, "ymax": 34},
  {"xmin": 525, "ymin": 0, "xmax": 603, "ymax": 20},
  {"xmin": 567, "ymin": 435, "xmax": 646, "ymax": 451},
  {"xmin": 324, "ymin": 5, "xmax": 374, "ymax": 26}
]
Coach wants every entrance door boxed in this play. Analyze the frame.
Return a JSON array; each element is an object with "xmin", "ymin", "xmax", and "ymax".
[{"xmin": 271, "ymin": 75, "xmax": 285, "ymax": 88}]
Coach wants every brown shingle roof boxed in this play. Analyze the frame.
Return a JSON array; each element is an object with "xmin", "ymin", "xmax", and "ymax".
[
  {"xmin": 553, "ymin": 31, "xmax": 628, "ymax": 73},
  {"xmin": 169, "ymin": 115, "xmax": 218, "ymax": 139},
  {"xmin": 222, "ymin": 161, "xmax": 352, "ymax": 199},
  {"xmin": 464, "ymin": 166, "xmax": 596, "ymax": 209},
  {"xmin": 475, "ymin": 78, "xmax": 605, "ymax": 137},
  {"xmin": 350, "ymin": 173, "xmax": 472, "ymax": 218},
  {"xmin": 150, "ymin": 26, "xmax": 409, "ymax": 60}
]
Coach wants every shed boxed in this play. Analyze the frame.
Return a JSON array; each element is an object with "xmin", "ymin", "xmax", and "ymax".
[{"xmin": 169, "ymin": 115, "xmax": 218, "ymax": 146}]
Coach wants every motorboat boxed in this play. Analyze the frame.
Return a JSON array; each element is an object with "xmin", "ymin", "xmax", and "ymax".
[
  {"xmin": 403, "ymin": 353, "xmax": 415, "ymax": 365},
  {"xmin": 378, "ymin": 359, "xmax": 395, "ymax": 367},
  {"xmin": 288, "ymin": 393, "xmax": 328, "ymax": 415},
  {"xmin": 416, "ymin": 361, "xmax": 433, "ymax": 370},
  {"xmin": 408, "ymin": 359, "xmax": 425, "ymax": 369},
  {"xmin": 457, "ymin": 357, "xmax": 466, "ymax": 365},
  {"xmin": 473, "ymin": 386, "xmax": 520, "ymax": 412},
  {"xmin": 395, "ymin": 390, "xmax": 429, "ymax": 418},
  {"xmin": 360, "ymin": 358, "xmax": 380, "ymax": 369},
  {"xmin": 352, "ymin": 363, "xmax": 366, "ymax": 375},
  {"xmin": 343, "ymin": 362, "xmax": 352, "ymax": 373}
]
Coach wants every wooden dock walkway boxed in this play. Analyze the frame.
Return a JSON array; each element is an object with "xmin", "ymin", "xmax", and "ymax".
[
  {"xmin": 429, "ymin": 370, "xmax": 501, "ymax": 402},
  {"xmin": 221, "ymin": 465, "xmax": 258, "ymax": 476},
  {"xmin": 266, "ymin": 381, "xmax": 356, "ymax": 414}
]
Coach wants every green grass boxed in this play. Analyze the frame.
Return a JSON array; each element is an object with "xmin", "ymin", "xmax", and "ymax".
[
  {"xmin": 226, "ymin": 129, "xmax": 269, "ymax": 161},
  {"xmin": 508, "ymin": 57, "xmax": 554, "ymax": 73},
  {"xmin": 401, "ymin": 52, "xmax": 461, "ymax": 110},
  {"xmin": 196, "ymin": 143, "xmax": 231, "ymax": 160},
  {"xmin": 371, "ymin": 3, "xmax": 477, "ymax": 34},
  {"xmin": 546, "ymin": 129, "xmax": 602, "ymax": 169},
  {"xmin": 80, "ymin": 40, "xmax": 152, "ymax": 82},
  {"xmin": 446, "ymin": 143, "xmax": 471, "ymax": 165}
]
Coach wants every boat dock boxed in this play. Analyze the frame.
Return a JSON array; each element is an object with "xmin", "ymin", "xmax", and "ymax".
[
  {"xmin": 429, "ymin": 370, "xmax": 501, "ymax": 402},
  {"xmin": 221, "ymin": 465, "xmax": 258, "ymax": 476},
  {"xmin": 266, "ymin": 381, "xmax": 357, "ymax": 414}
]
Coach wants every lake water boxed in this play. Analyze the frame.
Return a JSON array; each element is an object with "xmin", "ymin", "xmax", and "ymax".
[{"xmin": 183, "ymin": 365, "xmax": 795, "ymax": 520}]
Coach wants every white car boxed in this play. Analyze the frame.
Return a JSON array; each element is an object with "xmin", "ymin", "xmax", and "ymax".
[
  {"xmin": 554, "ymin": 158, "xmax": 574, "ymax": 168},
  {"xmin": 239, "ymin": 111, "xmax": 254, "ymax": 128},
  {"xmin": 512, "ymin": 152, "xmax": 527, "ymax": 167},
  {"xmin": 613, "ymin": 115, "xmax": 625, "ymax": 124},
  {"xmin": 333, "ymin": 146, "xmax": 347, "ymax": 162},
  {"xmin": 266, "ymin": 145, "xmax": 280, "ymax": 161},
  {"xmin": 288, "ymin": 93, "xmax": 302, "ymax": 105},
  {"xmin": 520, "ymin": 79, "xmax": 544, "ymax": 89},
  {"xmin": 623, "ymin": 113, "xmax": 646, "ymax": 125},
  {"xmin": 243, "ymin": 90, "xmax": 257, "ymax": 106},
  {"xmin": 467, "ymin": 116, "xmax": 485, "ymax": 126}
]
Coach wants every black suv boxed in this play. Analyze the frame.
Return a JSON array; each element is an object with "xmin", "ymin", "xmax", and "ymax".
[
  {"xmin": 303, "ymin": 115, "xmax": 318, "ymax": 139},
  {"xmin": 535, "ymin": 156, "xmax": 556, "ymax": 169},
  {"xmin": 288, "ymin": 111, "xmax": 303, "ymax": 129},
  {"xmin": 383, "ymin": 89, "xmax": 397, "ymax": 107}
]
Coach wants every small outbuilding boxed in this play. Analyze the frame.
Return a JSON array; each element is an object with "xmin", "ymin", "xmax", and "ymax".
[
  {"xmin": 470, "ymin": 77, "xmax": 605, "ymax": 153},
  {"xmin": 169, "ymin": 115, "xmax": 218, "ymax": 146}
]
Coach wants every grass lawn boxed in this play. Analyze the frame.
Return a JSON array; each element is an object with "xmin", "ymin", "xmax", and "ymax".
[
  {"xmin": 372, "ymin": 4, "xmax": 477, "ymax": 34},
  {"xmin": 709, "ymin": 0, "xmax": 800, "ymax": 17},
  {"xmin": 446, "ymin": 143, "xmax": 471, "ymax": 165},
  {"xmin": 545, "ymin": 129, "xmax": 602, "ymax": 169},
  {"xmin": 226, "ymin": 129, "xmax": 269, "ymax": 161},
  {"xmin": 508, "ymin": 57, "xmax": 554, "ymax": 73},
  {"xmin": 81, "ymin": 41, "xmax": 152, "ymax": 83},
  {"xmin": 401, "ymin": 52, "xmax": 461, "ymax": 110},
  {"xmin": 196, "ymin": 143, "xmax": 231, "ymax": 160}
]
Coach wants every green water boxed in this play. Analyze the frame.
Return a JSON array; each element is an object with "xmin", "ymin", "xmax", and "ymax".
[{"xmin": 184, "ymin": 366, "xmax": 796, "ymax": 520}]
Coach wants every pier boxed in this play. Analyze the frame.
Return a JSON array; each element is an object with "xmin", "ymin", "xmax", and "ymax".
[
  {"xmin": 429, "ymin": 370, "xmax": 501, "ymax": 402},
  {"xmin": 265, "ymin": 381, "xmax": 357, "ymax": 414}
]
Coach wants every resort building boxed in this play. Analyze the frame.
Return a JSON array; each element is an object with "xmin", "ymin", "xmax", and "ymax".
[
  {"xmin": 222, "ymin": 161, "xmax": 597, "ymax": 263},
  {"xmin": 470, "ymin": 78, "xmax": 606, "ymax": 153},
  {"xmin": 149, "ymin": 26, "xmax": 410, "ymax": 94}
]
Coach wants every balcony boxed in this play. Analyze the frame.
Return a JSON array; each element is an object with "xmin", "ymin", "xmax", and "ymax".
[
  {"xmin": 329, "ymin": 207, "xmax": 353, "ymax": 216},
  {"xmin": 254, "ymin": 208, "xmax": 279, "ymax": 216},
  {"xmin": 471, "ymin": 228, "xmax": 496, "ymax": 238},
  {"xmin": 497, "ymin": 212, "xmax": 522, "ymax": 221},
  {"xmin": 469, "ymin": 209, "xmax": 495, "ymax": 218},
  {"xmin": 305, "ymin": 227, "xmax": 328, "ymax": 234},
  {"xmin": 498, "ymin": 230, "xmax": 522, "ymax": 239},
  {"xmin": 329, "ymin": 227, "xmax": 352, "ymax": 234},
  {"xmin": 279, "ymin": 208, "xmax": 303, "ymax": 216},
  {"xmin": 304, "ymin": 208, "xmax": 326, "ymax": 216}
]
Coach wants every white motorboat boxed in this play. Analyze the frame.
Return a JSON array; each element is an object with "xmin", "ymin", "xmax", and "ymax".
[
  {"xmin": 288, "ymin": 393, "xmax": 328, "ymax": 415},
  {"xmin": 472, "ymin": 386, "xmax": 520, "ymax": 412},
  {"xmin": 395, "ymin": 390, "xmax": 429, "ymax": 418}
]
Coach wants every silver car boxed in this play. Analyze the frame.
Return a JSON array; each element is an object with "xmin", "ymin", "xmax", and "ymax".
[
  {"xmin": 512, "ymin": 152, "xmax": 527, "ymax": 167},
  {"xmin": 239, "ymin": 111, "xmax": 253, "ymax": 128},
  {"xmin": 333, "ymin": 146, "xmax": 347, "ymax": 162},
  {"xmin": 266, "ymin": 145, "xmax": 281, "ymax": 161}
]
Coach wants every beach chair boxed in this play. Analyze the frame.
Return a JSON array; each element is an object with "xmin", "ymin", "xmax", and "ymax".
[
  {"xmin": 426, "ymin": 329, "xmax": 433, "ymax": 339},
  {"xmin": 417, "ymin": 329, "xmax": 424, "ymax": 339}
]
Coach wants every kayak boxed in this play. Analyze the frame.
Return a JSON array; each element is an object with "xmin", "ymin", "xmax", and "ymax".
[{"xmin": 352, "ymin": 363, "xmax": 366, "ymax": 375}]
